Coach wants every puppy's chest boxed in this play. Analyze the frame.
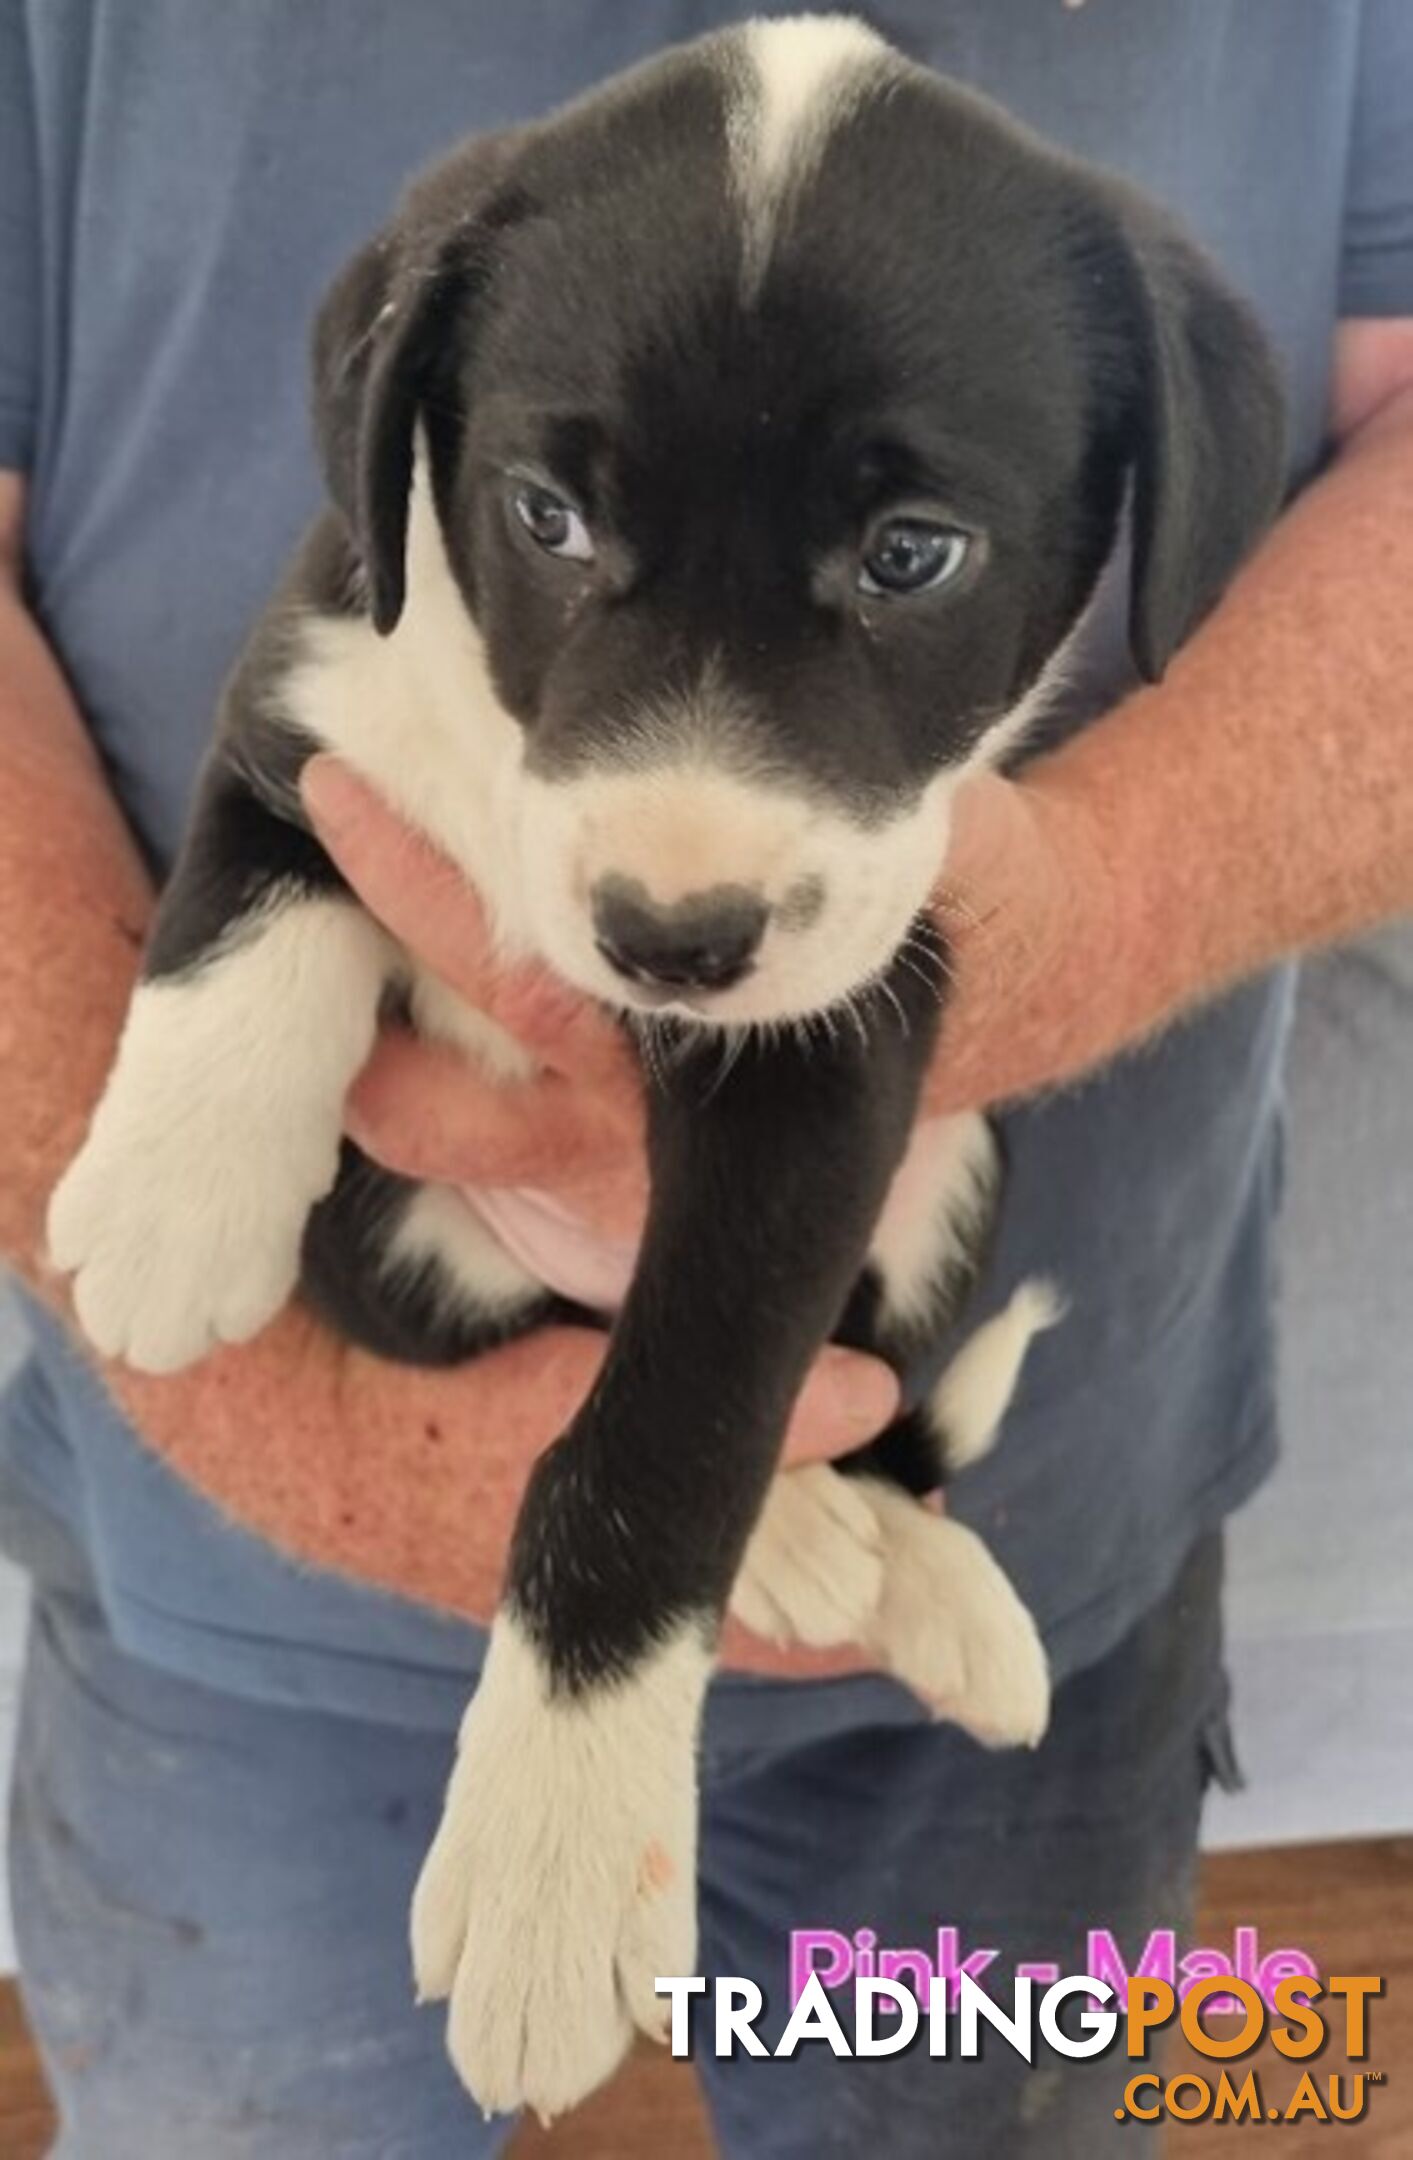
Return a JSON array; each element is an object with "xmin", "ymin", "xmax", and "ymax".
[{"xmin": 280, "ymin": 572, "xmax": 537, "ymax": 933}]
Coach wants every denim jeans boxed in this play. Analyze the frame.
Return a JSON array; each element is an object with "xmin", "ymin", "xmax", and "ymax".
[{"xmin": 4, "ymin": 1481, "xmax": 1236, "ymax": 2159}]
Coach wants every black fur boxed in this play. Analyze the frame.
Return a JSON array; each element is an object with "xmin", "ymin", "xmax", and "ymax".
[
  {"xmin": 301, "ymin": 1141, "xmax": 564, "ymax": 1366},
  {"xmin": 133, "ymin": 29, "xmax": 1286, "ymax": 1696},
  {"xmin": 143, "ymin": 746, "xmax": 346, "ymax": 980},
  {"xmin": 510, "ymin": 940, "xmax": 944, "ymax": 1687},
  {"xmin": 312, "ymin": 47, "xmax": 1284, "ymax": 832}
]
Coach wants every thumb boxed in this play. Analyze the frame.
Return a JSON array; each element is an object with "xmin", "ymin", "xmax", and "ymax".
[{"xmin": 781, "ymin": 1346, "xmax": 900, "ymax": 1464}]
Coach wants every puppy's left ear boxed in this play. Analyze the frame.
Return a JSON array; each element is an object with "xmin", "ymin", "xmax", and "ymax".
[
  {"xmin": 311, "ymin": 134, "xmax": 526, "ymax": 635},
  {"xmin": 1121, "ymin": 209, "xmax": 1287, "ymax": 681}
]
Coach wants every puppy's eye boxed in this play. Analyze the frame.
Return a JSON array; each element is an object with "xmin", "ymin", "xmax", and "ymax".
[
  {"xmin": 512, "ymin": 481, "xmax": 595, "ymax": 562},
  {"xmin": 859, "ymin": 518, "xmax": 969, "ymax": 597}
]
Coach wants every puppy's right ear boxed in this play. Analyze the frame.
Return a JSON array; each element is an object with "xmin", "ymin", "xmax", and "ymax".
[
  {"xmin": 1118, "ymin": 207, "xmax": 1287, "ymax": 683},
  {"xmin": 311, "ymin": 137, "xmax": 526, "ymax": 635}
]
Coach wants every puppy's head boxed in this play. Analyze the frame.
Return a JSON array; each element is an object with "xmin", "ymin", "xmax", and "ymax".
[{"xmin": 313, "ymin": 17, "xmax": 1284, "ymax": 1024}]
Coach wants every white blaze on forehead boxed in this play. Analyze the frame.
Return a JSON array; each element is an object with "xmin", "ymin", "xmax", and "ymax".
[{"xmin": 727, "ymin": 15, "xmax": 889, "ymax": 285}]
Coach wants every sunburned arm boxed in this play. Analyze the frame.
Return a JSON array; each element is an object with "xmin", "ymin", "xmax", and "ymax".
[{"xmin": 927, "ymin": 317, "xmax": 1413, "ymax": 1114}]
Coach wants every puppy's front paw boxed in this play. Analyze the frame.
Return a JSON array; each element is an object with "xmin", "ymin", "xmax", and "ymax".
[
  {"xmin": 49, "ymin": 901, "xmax": 386, "ymax": 1373},
  {"xmin": 729, "ymin": 1463, "xmax": 884, "ymax": 1648},
  {"xmin": 47, "ymin": 972, "xmax": 350, "ymax": 1371},
  {"xmin": 862, "ymin": 1481, "xmax": 1051, "ymax": 1748},
  {"xmin": 48, "ymin": 1092, "xmax": 326, "ymax": 1374},
  {"xmin": 412, "ymin": 1618, "xmax": 706, "ymax": 2125}
]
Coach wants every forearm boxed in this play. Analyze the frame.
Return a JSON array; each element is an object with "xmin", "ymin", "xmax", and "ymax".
[
  {"xmin": 930, "ymin": 381, "xmax": 1413, "ymax": 1113},
  {"xmin": 0, "ymin": 534, "xmax": 586, "ymax": 1616},
  {"xmin": 0, "ymin": 571, "xmax": 154, "ymax": 1277}
]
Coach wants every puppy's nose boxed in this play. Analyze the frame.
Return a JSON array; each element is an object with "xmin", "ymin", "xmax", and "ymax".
[{"xmin": 592, "ymin": 878, "xmax": 767, "ymax": 994}]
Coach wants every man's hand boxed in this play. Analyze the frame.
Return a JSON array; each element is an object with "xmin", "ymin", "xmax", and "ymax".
[{"xmin": 302, "ymin": 746, "xmax": 1109, "ymax": 1139}]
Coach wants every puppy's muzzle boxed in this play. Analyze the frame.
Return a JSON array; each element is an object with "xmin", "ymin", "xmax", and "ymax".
[{"xmin": 592, "ymin": 876, "xmax": 767, "ymax": 996}]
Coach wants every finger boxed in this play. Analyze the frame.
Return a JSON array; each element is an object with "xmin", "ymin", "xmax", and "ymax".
[
  {"xmin": 347, "ymin": 1029, "xmax": 640, "ymax": 1189},
  {"xmin": 781, "ymin": 1347, "xmax": 901, "ymax": 1464},
  {"xmin": 302, "ymin": 756, "xmax": 629, "ymax": 1083},
  {"xmin": 303, "ymin": 754, "xmax": 496, "ymax": 980}
]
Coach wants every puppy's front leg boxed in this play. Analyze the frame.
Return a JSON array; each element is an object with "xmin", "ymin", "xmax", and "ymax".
[
  {"xmin": 49, "ymin": 753, "xmax": 390, "ymax": 1371},
  {"xmin": 413, "ymin": 955, "xmax": 939, "ymax": 2122}
]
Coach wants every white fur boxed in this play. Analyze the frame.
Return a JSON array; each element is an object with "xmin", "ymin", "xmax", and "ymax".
[
  {"xmin": 727, "ymin": 1468, "xmax": 1050, "ymax": 1748},
  {"xmin": 280, "ymin": 465, "xmax": 537, "ymax": 956},
  {"xmin": 48, "ymin": 895, "xmax": 388, "ymax": 1372},
  {"xmin": 393, "ymin": 960, "xmax": 546, "ymax": 1324},
  {"xmin": 515, "ymin": 752, "xmax": 957, "ymax": 1025},
  {"xmin": 382, "ymin": 1183, "xmax": 544, "ymax": 1322},
  {"xmin": 860, "ymin": 1478, "xmax": 1051, "ymax": 1746},
  {"xmin": 930, "ymin": 1278, "xmax": 1065, "ymax": 1471},
  {"xmin": 729, "ymin": 1274, "xmax": 1062, "ymax": 1744},
  {"xmin": 412, "ymin": 1614, "xmax": 707, "ymax": 2122},
  {"xmin": 728, "ymin": 17, "xmax": 888, "ymax": 286},
  {"xmin": 729, "ymin": 1462, "xmax": 884, "ymax": 1646},
  {"xmin": 869, "ymin": 1111, "xmax": 998, "ymax": 1336},
  {"xmin": 407, "ymin": 966, "xmax": 537, "ymax": 1082}
]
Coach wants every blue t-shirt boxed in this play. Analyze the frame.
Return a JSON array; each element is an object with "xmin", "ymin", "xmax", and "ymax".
[{"xmin": 2, "ymin": 1, "xmax": 1411, "ymax": 1724}]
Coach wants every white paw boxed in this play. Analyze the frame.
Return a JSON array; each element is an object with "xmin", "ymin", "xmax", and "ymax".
[
  {"xmin": 48, "ymin": 1095, "xmax": 321, "ymax": 1373},
  {"xmin": 412, "ymin": 1617, "xmax": 707, "ymax": 2125},
  {"xmin": 861, "ymin": 1481, "xmax": 1051, "ymax": 1749},
  {"xmin": 729, "ymin": 1463, "xmax": 884, "ymax": 1648},
  {"xmin": 48, "ymin": 904, "xmax": 385, "ymax": 1373}
]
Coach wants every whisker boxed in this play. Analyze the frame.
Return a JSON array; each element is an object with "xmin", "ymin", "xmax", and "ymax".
[
  {"xmin": 875, "ymin": 977, "xmax": 910, "ymax": 1039},
  {"xmin": 628, "ymin": 1014, "xmax": 669, "ymax": 1094},
  {"xmin": 893, "ymin": 949, "xmax": 947, "ymax": 1000},
  {"xmin": 699, "ymin": 1024, "xmax": 749, "ymax": 1104},
  {"xmin": 838, "ymin": 989, "xmax": 872, "ymax": 1052},
  {"xmin": 897, "ymin": 933, "xmax": 955, "ymax": 993}
]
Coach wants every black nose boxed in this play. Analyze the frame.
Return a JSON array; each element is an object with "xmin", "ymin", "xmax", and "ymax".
[{"xmin": 592, "ymin": 879, "xmax": 767, "ymax": 995}]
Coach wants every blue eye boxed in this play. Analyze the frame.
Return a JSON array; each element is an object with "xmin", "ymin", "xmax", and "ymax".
[
  {"xmin": 859, "ymin": 518, "xmax": 970, "ymax": 597},
  {"xmin": 512, "ymin": 481, "xmax": 595, "ymax": 562}
]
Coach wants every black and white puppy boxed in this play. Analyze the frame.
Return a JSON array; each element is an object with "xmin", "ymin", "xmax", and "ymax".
[{"xmin": 48, "ymin": 17, "xmax": 1283, "ymax": 2122}]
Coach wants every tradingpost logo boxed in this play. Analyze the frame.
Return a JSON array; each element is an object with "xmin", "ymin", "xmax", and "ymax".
[
  {"xmin": 1118, "ymin": 1970, "xmax": 1382, "ymax": 2127},
  {"xmin": 654, "ymin": 1926, "xmax": 1386, "ymax": 2127}
]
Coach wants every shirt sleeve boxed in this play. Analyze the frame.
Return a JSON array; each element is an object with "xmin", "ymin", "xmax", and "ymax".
[
  {"xmin": 0, "ymin": 3, "xmax": 40, "ymax": 472},
  {"xmin": 1340, "ymin": 0, "xmax": 1413, "ymax": 318}
]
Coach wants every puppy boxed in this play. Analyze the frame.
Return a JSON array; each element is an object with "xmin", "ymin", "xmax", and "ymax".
[{"xmin": 47, "ymin": 17, "xmax": 1284, "ymax": 2122}]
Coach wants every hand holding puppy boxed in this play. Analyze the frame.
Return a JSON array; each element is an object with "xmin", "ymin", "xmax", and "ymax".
[{"xmin": 301, "ymin": 748, "xmax": 1112, "ymax": 1184}]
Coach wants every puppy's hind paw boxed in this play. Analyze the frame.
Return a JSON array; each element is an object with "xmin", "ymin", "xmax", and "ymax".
[
  {"xmin": 861, "ymin": 1481, "xmax": 1051, "ymax": 1749},
  {"xmin": 729, "ymin": 1463, "xmax": 884, "ymax": 1649}
]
